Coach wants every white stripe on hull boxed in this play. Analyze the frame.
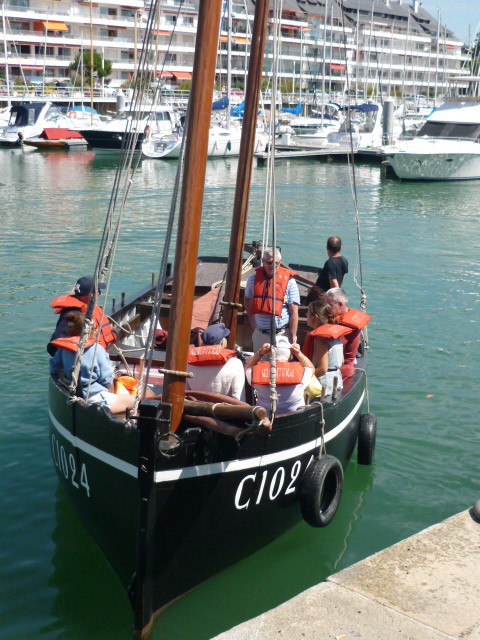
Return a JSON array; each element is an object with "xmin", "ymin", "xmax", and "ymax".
[{"xmin": 49, "ymin": 391, "xmax": 364, "ymax": 483}]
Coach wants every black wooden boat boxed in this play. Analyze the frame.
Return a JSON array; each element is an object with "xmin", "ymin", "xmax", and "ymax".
[{"xmin": 48, "ymin": 2, "xmax": 376, "ymax": 637}]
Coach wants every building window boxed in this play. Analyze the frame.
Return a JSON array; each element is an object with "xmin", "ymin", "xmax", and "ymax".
[
  {"xmin": 19, "ymin": 45, "xmax": 31, "ymax": 54},
  {"xmin": 35, "ymin": 45, "xmax": 55, "ymax": 55},
  {"xmin": 165, "ymin": 53, "xmax": 177, "ymax": 63}
]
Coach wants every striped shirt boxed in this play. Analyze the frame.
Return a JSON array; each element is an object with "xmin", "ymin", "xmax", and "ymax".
[{"xmin": 245, "ymin": 274, "xmax": 300, "ymax": 331}]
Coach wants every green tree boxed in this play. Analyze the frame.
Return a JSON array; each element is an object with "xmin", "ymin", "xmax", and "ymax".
[{"xmin": 69, "ymin": 51, "xmax": 112, "ymax": 85}]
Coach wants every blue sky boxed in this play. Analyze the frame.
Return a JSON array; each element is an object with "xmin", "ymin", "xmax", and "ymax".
[{"xmin": 420, "ymin": 0, "xmax": 480, "ymax": 44}]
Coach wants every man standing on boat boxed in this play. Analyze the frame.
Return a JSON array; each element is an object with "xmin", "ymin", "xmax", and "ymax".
[
  {"xmin": 244, "ymin": 247, "xmax": 300, "ymax": 353},
  {"xmin": 316, "ymin": 236, "xmax": 348, "ymax": 292},
  {"xmin": 47, "ymin": 275, "xmax": 116, "ymax": 356}
]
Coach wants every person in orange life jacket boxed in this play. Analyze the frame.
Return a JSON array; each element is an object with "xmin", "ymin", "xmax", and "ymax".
[
  {"xmin": 49, "ymin": 312, "xmax": 135, "ymax": 416},
  {"xmin": 186, "ymin": 323, "xmax": 245, "ymax": 400},
  {"xmin": 244, "ymin": 247, "xmax": 300, "ymax": 353},
  {"xmin": 47, "ymin": 275, "xmax": 116, "ymax": 357},
  {"xmin": 315, "ymin": 236, "xmax": 348, "ymax": 293},
  {"xmin": 324, "ymin": 288, "xmax": 371, "ymax": 384},
  {"xmin": 244, "ymin": 336, "xmax": 314, "ymax": 414},
  {"xmin": 303, "ymin": 300, "xmax": 348, "ymax": 396}
]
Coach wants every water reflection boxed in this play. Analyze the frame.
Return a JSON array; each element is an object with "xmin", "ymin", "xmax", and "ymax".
[{"xmin": 48, "ymin": 488, "xmax": 132, "ymax": 640}]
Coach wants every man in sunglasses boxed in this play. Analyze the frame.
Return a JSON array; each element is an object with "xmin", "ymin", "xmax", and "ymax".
[{"xmin": 244, "ymin": 247, "xmax": 300, "ymax": 353}]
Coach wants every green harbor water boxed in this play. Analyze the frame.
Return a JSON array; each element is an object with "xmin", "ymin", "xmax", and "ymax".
[{"xmin": 0, "ymin": 148, "xmax": 479, "ymax": 640}]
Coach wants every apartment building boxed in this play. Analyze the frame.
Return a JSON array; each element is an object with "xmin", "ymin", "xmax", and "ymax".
[{"xmin": 0, "ymin": 0, "xmax": 470, "ymax": 100}]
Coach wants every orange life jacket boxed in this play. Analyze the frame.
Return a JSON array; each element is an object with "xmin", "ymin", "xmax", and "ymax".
[
  {"xmin": 49, "ymin": 335, "xmax": 96, "ymax": 353},
  {"xmin": 251, "ymin": 361, "xmax": 304, "ymax": 386},
  {"xmin": 250, "ymin": 266, "xmax": 297, "ymax": 317},
  {"xmin": 302, "ymin": 323, "xmax": 353, "ymax": 360},
  {"xmin": 50, "ymin": 295, "xmax": 117, "ymax": 350},
  {"xmin": 187, "ymin": 346, "xmax": 237, "ymax": 367},
  {"xmin": 114, "ymin": 375, "xmax": 138, "ymax": 396},
  {"xmin": 337, "ymin": 308, "xmax": 372, "ymax": 331}
]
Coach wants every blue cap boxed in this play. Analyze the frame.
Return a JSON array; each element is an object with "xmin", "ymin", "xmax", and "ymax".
[
  {"xmin": 201, "ymin": 323, "xmax": 230, "ymax": 346},
  {"xmin": 73, "ymin": 276, "xmax": 106, "ymax": 297}
]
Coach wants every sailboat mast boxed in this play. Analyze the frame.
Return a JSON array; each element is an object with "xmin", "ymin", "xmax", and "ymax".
[
  {"xmin": 1, "ymin": 3, "xmax": 11, "ymax": 108},
  {"xmin": 161, "ymin": 1, "xmax": 224, "ymax": 433},
  {"xmin": 222, "ymin": 0, "xmax": 269, "ymax": 344}
]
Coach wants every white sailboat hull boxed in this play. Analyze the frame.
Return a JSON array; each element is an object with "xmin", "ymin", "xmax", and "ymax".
[{"xmin": 143, "ymin": 126, "xmax": 268, "ymax": 159}]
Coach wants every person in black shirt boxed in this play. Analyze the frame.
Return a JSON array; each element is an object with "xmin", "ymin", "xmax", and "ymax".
[{"xmin": 315, "ymin": 236, "xmax": 348, "ymax": 292}]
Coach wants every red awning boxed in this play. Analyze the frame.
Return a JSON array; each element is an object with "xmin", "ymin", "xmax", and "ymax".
[
  {"xmin": 220, "ymin": 35, "xmax": 250, "ymax": 44},
  {"xmin": 23, "ymin": 66, "xmax": 43, "ymax": 70},
  {"xmin": 172, "ymin": 72, "xmax": 192, "ymax": 80},
  {"xmin": 42, "ymin": 20, "xmax": 69, "ymax": 32},
  {"xmin": 152, "ymin": 30, "xmax": 170, "ymax": 36},
  {"xmin": 330, "ymin": 64, "xmax": 346, "ymax": 71},
  {"xmin": 156, "ymin": 71, "xmax": 174, "ymax": 78},
  {"xmin": 282, "ymin": 24, "xmax": 301, "ymax": 31}
]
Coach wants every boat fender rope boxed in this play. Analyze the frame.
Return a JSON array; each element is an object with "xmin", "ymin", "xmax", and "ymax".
[{"xmin": 158, "ymin": 368, "xmax": 194, "ymax": 378}]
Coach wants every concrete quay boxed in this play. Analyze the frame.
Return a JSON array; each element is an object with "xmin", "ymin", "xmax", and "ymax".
[{"xmin": 212, "ymin": 509, "xmax": 480, "ymax": 640}]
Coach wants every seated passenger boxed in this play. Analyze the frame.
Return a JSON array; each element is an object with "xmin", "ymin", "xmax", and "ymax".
[
  {"xmin": 186, "ymin": 323, "xmax": 245, "ymax": 400},
  {"xmin": 49, "ymin": 312, "xmax": 135, "ymax": 416},
  {"xmin": 324, "ymin": 288, "xmax": 371, "ymax": 384},
  {"xmin": 48, "ymin": 275, "xmax": 116, "ymax": 357},
  {"xmin": 244, "ymin": 336, "xmax": 314, "ymax": 414},
  {"xmin": 303, "ymin": 300, "xmax": 353, "ymax": 396}
]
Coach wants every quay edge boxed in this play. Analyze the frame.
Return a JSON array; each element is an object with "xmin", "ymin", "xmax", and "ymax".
[{"xmin": 212, "ymin": 508, "xmax": 480, "ymax": 640}]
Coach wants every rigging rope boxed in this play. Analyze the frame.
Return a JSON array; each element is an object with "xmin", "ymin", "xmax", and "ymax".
[
  {"xmin": 69, "ymin": 0, "xmax": 186, "ymax": 410},
  {"xmin": 339, "ymin": 12, "xmax": 368, "ymax": 320}
]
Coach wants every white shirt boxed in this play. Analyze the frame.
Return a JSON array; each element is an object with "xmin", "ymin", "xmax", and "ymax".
[
  {"xmin": 187, "ymin": 357, "xmax": 246, "ymax": 400},
  {"xmin": 246, "ymin": 366, "xmax": 313, "ymax": 414}
]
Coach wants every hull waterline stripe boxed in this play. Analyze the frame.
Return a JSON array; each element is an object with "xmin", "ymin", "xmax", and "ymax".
[
  {"xmin": 49, "ymin": 392, "xmax": 364, "ymax": 483},
  {"xmin": 154, "ymin": 393, "xmax": 364, "ymax": 482},
  {"xmin": 49, "ymin": 410, "xmax": 138, "ymax": 478}
]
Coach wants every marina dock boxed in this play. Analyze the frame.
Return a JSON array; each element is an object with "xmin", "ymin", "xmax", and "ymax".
[
  {"xmin": 256, "ymin": 146, "xmax": 386, "ymax": 165},
  {"xmin": 212, "ymin": 508, "xmax": 480, "ymax": 639}
]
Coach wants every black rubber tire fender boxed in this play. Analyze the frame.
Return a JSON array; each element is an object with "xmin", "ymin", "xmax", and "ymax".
[
  {"xmin": 357, "ymin": 413, "xmax": 377, "ymax": 465},
  {"xmin": 300, "ymin": 455, "xmax": 344, "ymax": 528}
]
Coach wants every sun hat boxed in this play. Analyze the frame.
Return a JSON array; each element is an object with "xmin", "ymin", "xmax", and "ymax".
[
  {"xmin": 275, "ymin": 335, "xmax": 292, "ymax": 362},
  {"xmin": 201, "ymin": 323, "xmax": 230, "ymax": 346}
]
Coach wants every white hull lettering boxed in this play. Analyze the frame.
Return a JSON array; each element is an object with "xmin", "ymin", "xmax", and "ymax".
[
  {"xmin": 235, "ymin": 461, "xmax": 303, "ymax": 511},
  {"xmin": 51, "ymin": 434, "xmax": 91, "ymax": 497}
]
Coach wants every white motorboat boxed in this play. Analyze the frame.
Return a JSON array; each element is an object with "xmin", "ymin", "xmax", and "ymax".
[
  {"xmin": 0, "ymin": 102, "xmax": 73, "ymax": 146},
  {"xmin": 383, "ymin": 100, "xmax": 480, "ymax": 180},
  {"xmin": 80, "ymin": 104, "xmax": 181, "ymax": 153}
]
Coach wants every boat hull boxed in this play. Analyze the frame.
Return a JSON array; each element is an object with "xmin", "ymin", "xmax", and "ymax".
[
  {"xmin": 79, "ymin": 129, "xmax": 144, "ymax": 153},
  {"xmin": 386, "ymin": 147, "xmax": 480, "ymax": 180},
  {"xmin": 49, "ymin": 368, "xmax": 366, "ymax": 631}
]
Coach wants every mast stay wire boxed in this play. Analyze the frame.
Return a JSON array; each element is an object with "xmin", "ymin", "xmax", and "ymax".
[
  {"xmin": 263, "ymin": 0, "xmax": 284, "ymax": 421},
  {"xmin": 339, "ymin": 9, "xmax": 368, "ymax": 322},
  {"xmin": 69, "ymin": 0, "xmax": 185, "ymax": 404}
]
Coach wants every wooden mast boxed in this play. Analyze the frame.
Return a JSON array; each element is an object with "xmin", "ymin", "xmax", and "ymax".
[
  {"xmin": 161, "ymin": 1, "xmax": 223, "ymax": 433},
  {"xmin": 222, "ymin": 0, "xmax": 270, "ymax": 346}
]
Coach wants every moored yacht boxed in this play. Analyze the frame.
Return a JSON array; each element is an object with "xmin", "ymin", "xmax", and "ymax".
[
  {"xmin": 80, "ymin": 104, "xmax": 181, "ymax": 153},
  {"xmin": 383, "ymin": 100, "xmax": 480, "ymax": 180},
  {"xmin": 326, "ymin": 103, "xmax": 384, "ymax": 149},
  {"xmin": 0, "ymin": 102, "xmax": 73, "ymax": 146}
]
